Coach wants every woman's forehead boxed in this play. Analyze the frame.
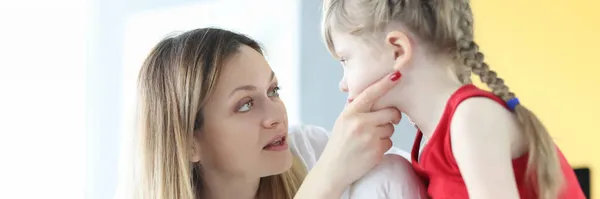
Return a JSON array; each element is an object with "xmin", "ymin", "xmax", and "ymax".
[{"xmin": 212, "ymin": 46, "xmax": 273, "ymax": 94}]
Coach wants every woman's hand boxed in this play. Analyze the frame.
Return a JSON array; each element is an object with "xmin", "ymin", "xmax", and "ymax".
[{"xmin": 295, "ymin": 71, "xmax": 402, "ymax": 199}]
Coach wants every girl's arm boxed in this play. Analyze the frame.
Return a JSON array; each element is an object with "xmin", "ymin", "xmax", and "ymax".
[{"xmin": 451, "ymin": 97, "xmax": 522, "ymax": 199}]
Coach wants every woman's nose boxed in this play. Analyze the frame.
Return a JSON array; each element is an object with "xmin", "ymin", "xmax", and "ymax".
[{"xmin": 262, "ymin": 101, "xmax": 286, "ymax": 129}]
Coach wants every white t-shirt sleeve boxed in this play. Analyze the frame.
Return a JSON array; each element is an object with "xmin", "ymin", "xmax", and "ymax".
[
  {"xmin": 288, "ymin": 125, "xmax": 329, "ymax": 170},
  {"xmin": 288, "ymin": 125, "xmax": 427, "ymax": 199},
  {"xmin": 349, "ymin": 154, "xmax": 427, "ymax": 199}
]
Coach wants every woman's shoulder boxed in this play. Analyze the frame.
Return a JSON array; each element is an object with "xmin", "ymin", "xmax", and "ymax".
[
  {"xmin": 288, "ymin": 124, "xmax": 330, "ymax": 141},
  {"xmin": 287, "ymin": 124, "xmax": 330, "ymax": 170}
]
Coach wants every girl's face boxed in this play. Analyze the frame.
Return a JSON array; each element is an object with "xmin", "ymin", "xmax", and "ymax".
[{"xmin": 331, "ymin": 31, "xmax": 398, "ymax": 109}]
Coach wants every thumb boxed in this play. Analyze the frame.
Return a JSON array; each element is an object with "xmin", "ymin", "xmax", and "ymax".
[{"xmin": 347, "ymin": 71, "xmax": 401, "ymax": 113}]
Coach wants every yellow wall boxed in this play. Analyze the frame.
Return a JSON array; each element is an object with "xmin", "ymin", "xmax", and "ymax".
[{"xmin": 472, "ymin": 0, "xmax": 599, "ymax": 195}]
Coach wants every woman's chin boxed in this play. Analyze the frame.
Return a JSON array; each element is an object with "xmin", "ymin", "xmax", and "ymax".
[{"xmin": 259, "ymin": 149, "xmax": 294, "ymax": 177}]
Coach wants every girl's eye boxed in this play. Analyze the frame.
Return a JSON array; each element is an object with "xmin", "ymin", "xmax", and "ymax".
[
  {"xmin": 237, "ymin": 100, "xmax": 253, "ymax": 112},
  {"xmin": 268, "ymin": 86, "xmax": 280, "ymax": 97},
  {"xmin": 339, "ymin": 57, "xmax": 348, "ymax": 66}
]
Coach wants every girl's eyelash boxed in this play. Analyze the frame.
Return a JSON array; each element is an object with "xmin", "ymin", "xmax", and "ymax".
[{"xmin": 339, "ymin": 57, "xmax": 348, "ymax": 65}]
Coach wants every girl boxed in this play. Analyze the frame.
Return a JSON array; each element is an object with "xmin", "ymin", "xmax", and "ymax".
[
  {"xmin": 321, "ymin": 0, "xmax": 585, "ymax": 198},
  {"xmin": 133, "ymin": 27, "xmax": 425, "ymax": 199}
]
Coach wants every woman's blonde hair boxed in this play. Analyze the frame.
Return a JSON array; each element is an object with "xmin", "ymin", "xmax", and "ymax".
[
  {"xmin": 135, "ymin": 28, "xmax": 306, "ymax": 199},
  {"xmin": 322, "ymin": 0, "xmax": 563, "ymax": 198}
]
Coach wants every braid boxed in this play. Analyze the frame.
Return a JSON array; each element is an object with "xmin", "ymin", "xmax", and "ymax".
[
  {"xmin": 452, "ymin": 2, "xmax": 474, "ymax": 84},
  {"xmin": 460, "ymin": 42, "xmax": 514, "ymax": 99},
  {"xmin": 453, "ymin": 1, "xmax": 563, "ymax": 198},
  {"xmin": 453, "ymin": 1, "xmax": 514, "ymax": 102},
  {"xmin": 454, "ymin": 2, "xmax": 513, "ymax": 98}
]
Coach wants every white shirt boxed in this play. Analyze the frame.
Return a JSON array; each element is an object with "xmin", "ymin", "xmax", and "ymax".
[{"xmin": 288, "ymin": 125, "xmax": 427, "ymax": 199}]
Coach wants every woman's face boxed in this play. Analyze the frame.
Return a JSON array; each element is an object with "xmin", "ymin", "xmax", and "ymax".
[{"xmin": 194, "ymin": 45, "xmax": 292, "ymax": 178}]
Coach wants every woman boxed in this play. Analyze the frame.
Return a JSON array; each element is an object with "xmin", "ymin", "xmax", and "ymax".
[{"xmin": 134, "ymin": 27, "xmax": 425, "ymax": 199}]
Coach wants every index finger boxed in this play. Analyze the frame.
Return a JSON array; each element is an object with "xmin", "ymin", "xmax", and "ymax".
[{"xmin": 347, "ymin": 71, "xmax": 401, "ymax": 113}]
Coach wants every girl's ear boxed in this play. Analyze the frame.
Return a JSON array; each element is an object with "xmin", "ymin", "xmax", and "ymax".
[{"xmin": 385, "ymin": 31, "xmax": 412, "ymax": 71}]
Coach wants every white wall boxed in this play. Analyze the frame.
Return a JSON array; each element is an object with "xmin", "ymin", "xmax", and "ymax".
[{"xmin": 0, "ymin": 0, "xmax": 87, "ymax": 198}]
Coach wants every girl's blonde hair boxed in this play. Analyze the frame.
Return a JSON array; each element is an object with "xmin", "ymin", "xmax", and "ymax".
[
  {"xmin": 135, "ymin": 28, "xmax": 306, "ymax": 199},
  {"xmin": 322, "ymin": 0, "xmax": 563, "ymax": 198}
]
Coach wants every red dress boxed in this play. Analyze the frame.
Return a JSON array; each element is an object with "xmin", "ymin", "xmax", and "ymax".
[{"xmin": 410, "ymin": 84, "xmax": 585, "ymax": 199}]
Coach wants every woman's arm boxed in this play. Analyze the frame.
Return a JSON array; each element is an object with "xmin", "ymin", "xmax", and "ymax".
[
  {"xmin": 291, "ymin": 126, "xmax": 425, "ymax": 199},
  {"xmin": 294, "ymin": 71, "xmax": 403, "ymax": 199},
  {"xmin": 289, "ymin": 125, "xmax": 345, "ymax": 199},
  {"xmin": 294, "ymin": 162, "xmax": 346, "ymax": 199}
]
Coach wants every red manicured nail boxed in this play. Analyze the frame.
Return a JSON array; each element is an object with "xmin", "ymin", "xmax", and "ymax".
[{"xmin": 390, "ymin": 71, "xmax": 401, "ymax": 81}]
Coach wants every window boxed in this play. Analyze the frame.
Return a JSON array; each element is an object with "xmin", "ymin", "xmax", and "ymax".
[{"xmin": 0, "ymin": 0, "xmax": 87, "ymax": 198}]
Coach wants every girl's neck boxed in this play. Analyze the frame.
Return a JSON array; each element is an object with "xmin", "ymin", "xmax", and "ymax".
[{"xmin": 391, "ymin": 59, "xmax": 463, "ymax": 139}]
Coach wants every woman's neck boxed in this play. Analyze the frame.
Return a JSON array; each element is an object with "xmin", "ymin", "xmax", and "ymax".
[
  {"xmin": 391, "ymin": 59, "xmax": 463, "ymax": 139},
  {"xmin": 201, "ymin": 171, "xmax": 260, "ymax": 199}
]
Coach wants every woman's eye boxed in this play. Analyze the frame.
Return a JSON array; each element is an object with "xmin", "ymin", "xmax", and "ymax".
[
  {"xmin": 268, "ymin": 86, "xmax": 280, "ymax": 97},
  {"xmin": 237, "ymin": 100, "xmax": 253, "ymax": 112}
]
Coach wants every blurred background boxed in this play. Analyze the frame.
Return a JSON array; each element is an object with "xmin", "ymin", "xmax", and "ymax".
[{"xmin": 0, "ymin": 0, "xmax": 597, "ymax": 198}]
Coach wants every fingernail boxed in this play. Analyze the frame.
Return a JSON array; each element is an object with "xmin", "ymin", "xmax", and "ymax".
[
  {"xmin": 390, "ymin": 71, "xmax": 401, "ymax": 81},
  {"xmin": 347, "ymin": 98, "xmax": 354, "ymax": 103}
]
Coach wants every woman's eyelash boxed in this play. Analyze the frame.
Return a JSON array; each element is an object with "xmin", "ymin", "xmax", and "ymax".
[
  {"xmin": 237, "ymin": 99, "xmax": 253, "ymax": 112},
  {"xmin": 236, "ymin": 86, "xmax": 280, "ymax": 113},
  {"xmin": 268, "ymin": 86, "xmax": 281, "ymax": 97}
]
